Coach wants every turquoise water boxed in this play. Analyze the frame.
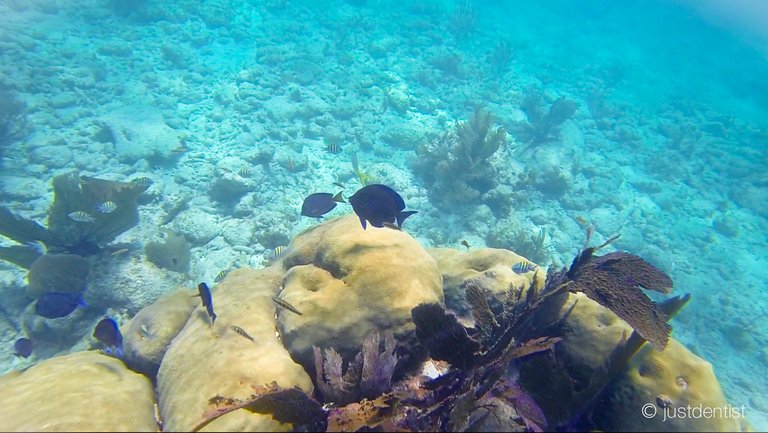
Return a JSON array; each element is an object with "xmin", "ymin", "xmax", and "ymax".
[{"xmin": 0, "ymin": 0, "xmax": 766, "ymax": 430}]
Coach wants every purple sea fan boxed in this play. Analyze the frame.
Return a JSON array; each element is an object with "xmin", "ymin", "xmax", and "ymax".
[
  {"xmin": 360, "ymin": 330, "xmax": 399, "ymax": 399},
  {"xmin": 496, "ymin": 381, "xmax": 547, "ymax": 432}
]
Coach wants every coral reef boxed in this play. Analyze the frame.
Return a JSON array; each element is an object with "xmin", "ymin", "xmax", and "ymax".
[
  {"xmin": 144, "ymin": 229, "xmax": 192, "ymax": 273},
  {"xmin": 275, "ymin": 214, "xmax": 443, "ymax": 371},
  {"xmin": 592, "ymin": 339, "xmax": 749, "ymax": 432},
  {"xmin": 486, "ymin": 225, "xmax": 551, "ymax": 265},
  {"xmin": 427, "ymin": 247, "xmax": 543, "ymax": 316},
  {"xmin": 25, "ymin": 253, "xmax": 90, "ymax": 298},
  {"xmin": 95, "ymin": 105, "xmax": 182, "ymax": 164},
  {"xmin": 122, "ymin": 288, "xmax": 198, "ymax": 377},
  {"xmin": 411, "ymin": 107, "xmax": 507, "ymax": 210},
  {"xmin": 0, "ymin": 88, "xmax": 27, "ymax": 159},
  {"xmin": 511, "ymin": 87, "xmax": 579, "ymax": 146},
  {"xmin": 157, "ymin": 267, "xmax": 314, "ymax": 431},
  {"xmin": 0, "ymin": 172, "xmax": 150, "ymax": 263},
  {"xmin": 313, "ymin": 330, "xmax": 398, "ymax": 405},
  {"xmin": 0, "ymin": 351, "xmax": 157, "ymax": 431},
  {"xmin": 0, "ymin": 216, "xmax": 748, "ymax": 432}
]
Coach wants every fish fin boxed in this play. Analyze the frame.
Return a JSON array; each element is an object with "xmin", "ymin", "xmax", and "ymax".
[
  {"xmin": 359, "ymin": 216, "xmax": 367, "ymax": 230},
  {"xmin": 332, "ymin": 191, "xmax": 345, "ymax": 203},
  {"xmin": 396, "ymin": 211, "xmax": 418, "ymax": 228}
]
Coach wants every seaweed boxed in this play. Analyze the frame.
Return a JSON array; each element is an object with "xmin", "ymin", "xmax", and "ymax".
[
  {"xmin": 408, "ymin": 272, "xmax": 565, "ymax": 431},
  {"xmin": 313, "ymin": 330, "xmax": 399, "ymax": 405},
  {"xmin": 195, "ymin": 382, "xmax": 326, "ymax": 432},
  {"xmin": 411, "ymin": 107, "xmax": 507, "ymax": 209},
  {"xmin": 549, "ymin": 230, "xmax": 675, "ymax": 351},
  {"xmin": 512, "ymin": 87, "xmax": 579, "ymax": 146}
]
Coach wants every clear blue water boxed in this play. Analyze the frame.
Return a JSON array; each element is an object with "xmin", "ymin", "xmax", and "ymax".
[{"xmin": 0, "ymin": 0, "xmax": 766, "ymax": 430}]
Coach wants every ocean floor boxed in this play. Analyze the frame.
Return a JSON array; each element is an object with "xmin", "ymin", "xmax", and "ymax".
[{"xmin": 0, "ymin": 0, "xmax": 766, "ymax": 430}]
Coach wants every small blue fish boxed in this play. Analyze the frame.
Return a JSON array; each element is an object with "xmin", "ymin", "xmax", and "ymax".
[
  {"xmin": 512, "ymin": 261, "xmax": 537, "ymax": 274},
  {"xmin": 94, "ymin": 318, "xmax": 124, "ymax": 358},
  {"xmin": 35, "ymin": 292, "xmax": 87, "ymax": 318},
  {"xmin": 14, "ymin": 338, "xmax": 34, "ymax": 358},
  {"xmin": 301, "ymin": 192, "xmax": 345, "ymax": 218},
  {"xmin": 97, "ymin": 201, "xmax": 117, "ymax": 214},
  {"xmin": 197, "ymin": 282, "xmax": 217, "ymax": 325},
  {"xmin": 68, "ymin": 211, "xmax": 96, "ymax": 223}
]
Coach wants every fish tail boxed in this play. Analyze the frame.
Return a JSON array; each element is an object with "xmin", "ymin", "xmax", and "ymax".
[
  {"xmin": 333, "ymin": 191, "xmax": 345, "ymax": 203},
  {"xmin": 396, "ymin": 210, "xmax": 418, "ymax": 227}
]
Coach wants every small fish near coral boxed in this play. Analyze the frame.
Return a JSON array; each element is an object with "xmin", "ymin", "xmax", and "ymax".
[
  {"xmin": 272, "ymin": 246, "xmax": 288, "ymax": 261},
  {"xmin": 14, "ymin": 337, "xmax": 34, "ymax": 358},
  {"xmin": 214, "ymin": 269, "xmax": 228, "ymax": 283},
  {"xmin": 301, "ymin": 192, "xmax": 345, "ymax": 218},
  {"xmin": 68, "ymin": 211, "xmax": 96, "ymax": 223},
  {"xmin": 272, "ymin": 296, "xmax": 303, "ymax": 315},
  {"xmin": 196, "ymin": 282, "xmax": 217, "ymax": 325},
  {"xmin": 326, "ymin": 142, "xmax": 343, "ymax": 154},
  {"xmin": 93, "ymin": 317, "xmax": 124, "ymax": 358},
  {"xmin": 348, "ymin": 184, "xmax": 417, "ymax": 230},
  {"xmin": 230, "ymin": 325, "xmax": 255, "ymax": 342},
  {"xmin": 96, "ymin": 201, "xmax": 117, "ymax": 214},
  {"xmin": 512, "ymin": 260, "xmax": 537, "ymax": 274},
  {"xmin": 35, "ymin": 291, "xmax": 87, "ymax": 319}
]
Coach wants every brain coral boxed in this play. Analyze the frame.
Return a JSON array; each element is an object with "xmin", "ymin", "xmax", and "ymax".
[
  {"xmin": 0, "ymin": 351, "xmax": 157, "ymax": 431},
  {"xmin": 275, "ymin": 214, "xmax": 444, "ymax": 371},
  {"xmin": 156, "ymin": 266, "xmax": 314, "ymax": 432}
]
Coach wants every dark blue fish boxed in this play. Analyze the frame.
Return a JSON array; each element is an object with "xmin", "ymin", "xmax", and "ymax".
[
  {"xmin": 94, "ymin": 318, "xmax": 124, "ymax": 357},
  {"xmin": 14, "ymin": 338, "xmax": 33, "ymax": 358},
  {"xmin": 35, "ymin": 291, "xmax": 86, "ymax": 319},
  {"xmin": 348, "ymin": 184, "xmax": 417, "ymax": 230},
  {"xmin": 197, "ymin": 282, "xmax": 217, "ymax": 325},
  {"xmin": 301, "ymin": 192, "xmax": 345, "ymax": 218},
  {"xmin": 512, "ymin": 261, "xmax": 537, "ymax": 274}
]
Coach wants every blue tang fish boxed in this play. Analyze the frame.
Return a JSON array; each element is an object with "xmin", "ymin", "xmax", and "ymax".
[
  {"xmin": 301, "ymin": 192, "xmax": 345, "ymax": 218},
  {"xmin": 197, "ymin": 282, "xmax": 217, "ymax": 325},
  {"xmin": 349, "ymin": 184, "xmax": 417, "ymax": 230},
  {"xmin": 35, "ymin": 292, "xmax": 86, "ymax": 319},
  {"xmin": 94, "ymin": 318, "xmax": 124, "ymax": 358},
  {"xmin": 14, "ymin": 338, "xmax": 34, "ymax": 358}
]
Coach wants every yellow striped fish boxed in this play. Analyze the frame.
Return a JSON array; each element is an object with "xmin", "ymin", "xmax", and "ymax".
[
  {"xmin": 131, "ymin": 177, "xmax": 153, "ymax": 187},
  {"xmin": 214, "ymin": 270, "xmax": 227, "ymax": 283},
  {"xmin": 68, "ymin": 211, "xmax": 96, "ymax": 223},
  {"xmin": 97, "ymin": 201, "xmax": 117, "ymax": 214},
  {"xmin": 512, "ymin": 260, "xmax": 537, "ymax": 274},
  {"xmin": 272, "ymin": 246, "xmax": 287, "ymax": 260}
]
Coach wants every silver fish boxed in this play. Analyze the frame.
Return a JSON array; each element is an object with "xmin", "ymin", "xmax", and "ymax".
[
  {"xmin": 68, "ymin": 211, "xmax": 96, "ymax": 223},
  {"xmin": 97, "ymin": 201, "xmax": 117, "ymax": 214},
  {"xmin": 512, "ymin": 260, "xmax": 537, "ymax": 274},
  {"xmin": 272, "ymin": 296, "xmax": 302, "ymax": 315},
  {"xmin": 231, "ymin": 325, "xmax": 255, "ymax": 342}
]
